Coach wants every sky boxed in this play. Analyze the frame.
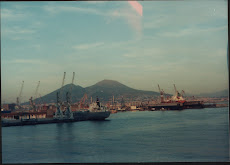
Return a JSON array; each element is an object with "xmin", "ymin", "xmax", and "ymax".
[{"xmin": 1, "ymin": 1, "xmax": 228, "ymax": 103}]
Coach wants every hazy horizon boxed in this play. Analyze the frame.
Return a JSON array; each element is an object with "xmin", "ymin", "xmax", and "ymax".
[{"xmin": 1, "ymin": 1, "xmax": 228, "ymax": 103}]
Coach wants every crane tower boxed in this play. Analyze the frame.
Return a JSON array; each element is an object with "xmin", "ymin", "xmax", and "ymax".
[
  {"xmin": 158, "ymin": 84, "xmax": 164, "ymax": 103},
  {"xmin": 17, "ymin": 81, "xmax": 24, "ymax": 106},
  {"xmin": 54, "ymin": 72, "xmax": 66, "ymax": 119},
  {"xmin": 64, "ymin": 72, "xmax": 75, "ymax": 119}
]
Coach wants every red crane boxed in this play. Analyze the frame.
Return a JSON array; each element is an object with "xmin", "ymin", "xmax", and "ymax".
[{"xmin": 79, "ymin": 93, "xmax": 88, "ymax": 109}]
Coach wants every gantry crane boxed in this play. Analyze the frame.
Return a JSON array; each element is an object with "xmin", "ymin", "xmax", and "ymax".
[
  {"xmin": 173, "ymin": 84, "xmax": 181, "ymax": 98},
  {"xmin": 158, "ymin": 84, "xmax": 164, "ymax": 103},
  {"xmin": 34, "ymin": 81, "xmax": 40, "ymax": 106},
  {"xmin": 79, "ymin": 93, "xmax": 88, "ymax": 109},
  {"xmin": 181, "ymin": 90, "xmax": 185, "ymax": 97},
  {"xmin": 29, "ymin": 96, "xmax": 36, "ymax": 111},
  {"xmin": 16, "ymin": 81, "xmax": 24, "ymax": 106},
  {"xmin": 68, "ymin": 72, "xmax": 75, "ymax": 103},
  {"xmin": 59, "ymin": 72, "xmax": 66, "ymax": 102},
  {"xmin": 55, "ymin": 72, "xmax": 66, "ymax": 119},
  {"xmin": 64, "ymin": 72, "xmax": 75, "ymax": 119},
  {"xmin": 173, "ymin": 84, "xmax": 178, "ymax": 96}
]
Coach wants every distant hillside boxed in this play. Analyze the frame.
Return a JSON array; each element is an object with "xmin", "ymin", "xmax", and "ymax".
[
  {"xmin": 198, "ymin": 89, "xmax": 229, "ymax": 98},
  {"xmin": 85, "ymin": 79, "xmax": 160, "ymax": 102},
  {"xmin": 23, "ymin": 84, "xmax": 86, "ymax": 105},
  {"xmin": 21, "ymin": 82, "xmax": 229, "ymax": 105},
  {"xmin": 24, "ymin": 79, "xmax": 161, "ymax": 104}
]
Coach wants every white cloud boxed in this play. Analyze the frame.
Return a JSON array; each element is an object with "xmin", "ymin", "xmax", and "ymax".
[
  {"xmin": 86, "ymin": 1, "xmax": 106, "ymax": 5},
  {"xmin": 143, "ymin": 1, "xmax": 227, "ymax": 31},
  {"xmin": 1, "ymin": 8, "xmax": 26, "ymax": 20},
  {"xmin": 1, "ymin": 23, "xmax": 42, "ymax": 40},
  {"xmin": 111, "ymin": 64, "xmax": 136, "ymax": 69},
  {"xmin": 123, "ymin": 47, "xmax": 169, "ymax": 59},
  {"xmin": 160, "ymin": 25, "xmax": 227, "ymax": 38},
  {"xmin": 108, "ymin": 6, "xmax": 142, "ymax": 38},
  {"xmin": 43, "ymin": 3, "xmax": 142, "ymax": 38},
  {"xmin": 43, "ymin": 5, "xmax": 105, "ymax": 16},
  {"xmin": 2, "ymin": 26, "xmax": 36, "ymax": 40},
  {"xmin": 3, "ymin": 27, "xmax": 36, "ymax": 35},
  {"xmin": 32, "ymin": 44, "xmax": 41, "ymax": 50},
  {"xmin": 8, "ymin": 59, "xmax": 45, "ymax": 64},
  {"xmin": 72, "ymin": 42, "xmax": 104, "ymax": 50}
]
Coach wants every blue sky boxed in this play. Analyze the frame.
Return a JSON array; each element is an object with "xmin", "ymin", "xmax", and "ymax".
[{"xmin": 1, "ymin": 1, "xmax": 228, "ymax": 103}]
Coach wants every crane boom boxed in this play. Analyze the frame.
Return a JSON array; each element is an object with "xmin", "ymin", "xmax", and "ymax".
[
  {"xmin": 68, "ymin": 72, "xmax": 75, "ymax": 103},
  {"xmin": 59, "ymin": 72, "xmax": 66, "ymax": 102},
  {"xmin": 173, "ymin": 84, "xmax": 178, "ymax": 94},
  {"xmin": 18, "ymin": 81, "xmax": 24, "ymax": 105},
  {"xmin": 34, "ymin": 81, "xmax": 40, "ymax": 103},
  {"xmin": 181, "ymin": 90, "xmax": 185, "ymax": 97},
  {"xmin": 158, "ymin": 84, "xmax": 161, "ymax": 93}
]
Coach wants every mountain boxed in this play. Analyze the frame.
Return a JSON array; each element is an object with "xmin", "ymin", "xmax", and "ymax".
[
  {"xmin": 85, "ymin": 79, "xmax": 159, "ymax": 102},
  {"xmin": 25, "ymin": 80, "xmax": 161, "ymax": 105},
  {"xmin": 23, "ymin": 84, "xmax": 86, "ymax": 105},
  {"xmin": 21, "ymin": 81, "xmax": 228, "ymax": 105},
  {"xmin": 198, "ymin": 89, "xmax": 228, "ymax": 98}
]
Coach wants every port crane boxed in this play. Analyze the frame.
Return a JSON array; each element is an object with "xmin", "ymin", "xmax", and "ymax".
[
  {"xmin": 173, "ymin": 84, "xmax": 185, "ymax": 102},
  {"xmin": 34, "ymin": 81, "xmax": 40, "ymax": 104},
  {"xmin": 158, "ymin": 84, "xmax": 164, "ymax": 103},
  {"xmin": 29, "ymin": 97, "xmax": 36, "ymax": 111},
  {"xmin": 173, "ymin": 84, "xmax": 179, "ymax": 97},
  {"xmin": 60, "ymin": 72, "xmax": 66, "ymax": 102},
  {"xmin": 173, "ymin": 84, "xmax": 183, "ymax": 98},
  {"xmin": 181, "ymin": 90, "xmax": 185, "ymax": 98},
  {"xmin": 38, "ymin": 93, "xmax": 45, "ymax": 110},
  {"xmin": 79, "ymin": 93, "xmax": 88, "ymax": 109},
  {"xmin": 16, "ymin": 81, "xmax": 24, "ymax": 107},
  {"xmin": 33, "ymin": 81, "xmax": 40, "ymax": 111},
  {"xmin": 64, "ymin": 72, "xmax": 75, "ymax": 119},
  {"xmin": 68, "ymin": 71, "xmax": 75, "ymax": 103},
  {"xmin": 55, "ymin": 72, "xmax": 66, "ymax": 119}
]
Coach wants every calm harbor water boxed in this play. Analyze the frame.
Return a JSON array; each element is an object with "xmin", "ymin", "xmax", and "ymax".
[{"xmin": 2, "ymin": 107, "xmax": 229, "ymax": 163}]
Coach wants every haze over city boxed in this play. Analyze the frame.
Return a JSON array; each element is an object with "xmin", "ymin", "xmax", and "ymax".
[{"xmin": 1, "ymin": 1, "xmax": 228, "ymax": 103}]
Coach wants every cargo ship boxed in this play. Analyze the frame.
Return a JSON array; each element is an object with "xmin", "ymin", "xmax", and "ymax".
[
  {"xmin": 148, "ymin": 84, "xmax": 204, "ymax": 110},
  {"xmin": 1, "ymin": 98, "xmax": 110, "ymax": 127}
]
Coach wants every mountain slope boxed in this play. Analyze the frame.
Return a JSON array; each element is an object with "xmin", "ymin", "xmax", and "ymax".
[
  {"xmin": 32, "ymin": 84, "xmax": 86, "ymax": 104},
  {"xmin": 25, "ymin": 80, "xmax": 163, "ymax": 104},
  {"xmin": 198, "ymin": 89, "xmax": 228, "ymax": 97},
  {"xmin": 85, "ymin": 79, "xmax": 159, "ymax": 102}
]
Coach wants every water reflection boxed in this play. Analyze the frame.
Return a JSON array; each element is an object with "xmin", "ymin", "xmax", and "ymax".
[{"xmin": 2, "ymin": 108, "xmax": 229, "ymax": 163}]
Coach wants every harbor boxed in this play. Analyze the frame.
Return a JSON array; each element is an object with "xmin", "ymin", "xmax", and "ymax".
[
  {"xmin": 1, "ymin": 72, "xmax": 111, "ymax": 127},
  {"xmin": 1, "ymin": 76, "xmax": 228, "ymax": 127}
]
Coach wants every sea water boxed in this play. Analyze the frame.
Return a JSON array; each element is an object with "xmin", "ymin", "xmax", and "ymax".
[{"xmin": 2, "ymin": 107, "xmax": 229, "ymax": 163}]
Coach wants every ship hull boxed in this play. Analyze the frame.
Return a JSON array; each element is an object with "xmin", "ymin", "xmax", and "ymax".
[
  {"xmin": 2, "ymin": 111, "xmax": 110, "ymax": 127},
  {"xmin": 87, "ymin": 111, "xmax": 110, "ymax": 120}
]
